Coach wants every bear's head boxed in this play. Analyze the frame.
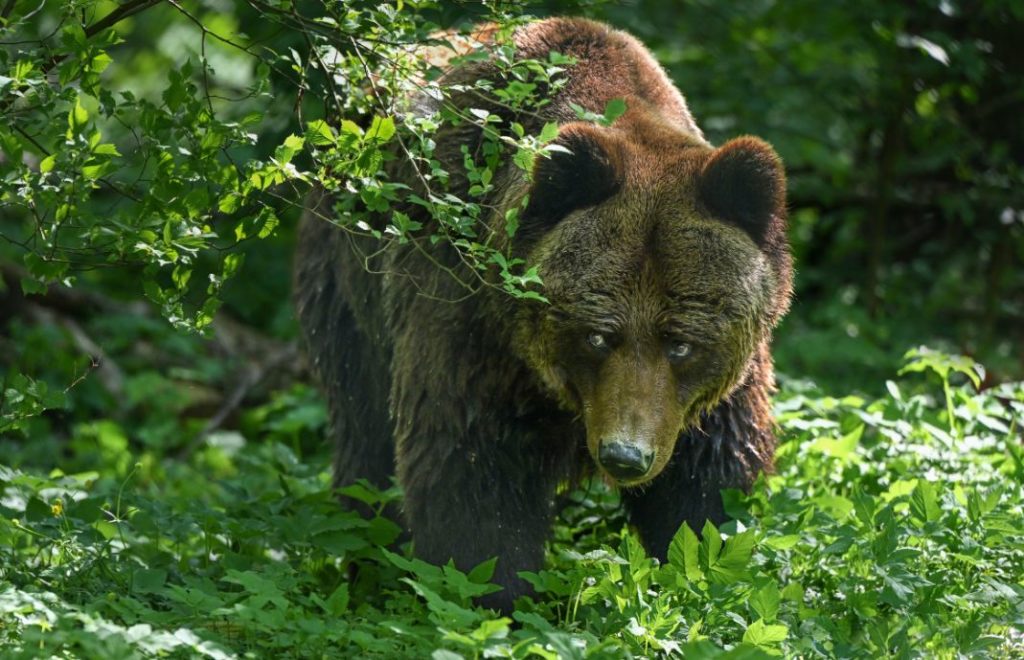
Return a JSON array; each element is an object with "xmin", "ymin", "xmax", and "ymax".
[{"xmin": 512, "ymin": 117, "xmax": 791, "ymax": 486}]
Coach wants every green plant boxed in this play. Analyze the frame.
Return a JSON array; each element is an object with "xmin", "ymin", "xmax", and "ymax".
[{"xmin": 2, "ymin": 351, "xmax": 1021, "ymax": 657}]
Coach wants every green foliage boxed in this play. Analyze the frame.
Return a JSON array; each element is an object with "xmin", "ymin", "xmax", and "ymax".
[
  {"xmin": 2, "ymin": 352, "xmax": 1022, "ymax": 657},
  {"xmin": 1, "ymin": 372, "xmax": 66, "ymax": 434},
  {"xmin": 295, "ymin": 6, "xmax": 577, "ymax": 302},
  {"xmin": 0, "ymin": 2, "xmax": 276, "ymax": 333},
  {"xmin": 2, "ymin": 1, "xmax": 1022, "ymax": 657},
  {"xmin": 0, "ymin": 1, "xmax": 553, "ymax": 338}
]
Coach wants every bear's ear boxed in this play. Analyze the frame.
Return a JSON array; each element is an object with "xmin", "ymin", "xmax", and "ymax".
[
  {"xmin": 523, "ymin": 125, "xmax": 622, "ymax": 225},
  {"xmin": 698, "ymin": 137, "xmax": 786, "ymax": 246}
]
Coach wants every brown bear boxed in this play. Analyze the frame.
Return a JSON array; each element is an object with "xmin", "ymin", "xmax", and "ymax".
[{"xmin": 295, "ymin": 17, "xmax": 792, "ymax": 612}]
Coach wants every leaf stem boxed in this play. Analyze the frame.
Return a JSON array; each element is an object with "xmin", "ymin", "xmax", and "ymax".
[{"xmin": 943, "ymin": 377, "xmax": 959, "ymax": 439}]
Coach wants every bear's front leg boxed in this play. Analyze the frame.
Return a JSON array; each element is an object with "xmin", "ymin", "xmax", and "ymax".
[
  {"xmin": 396, "ymin": 424, "xmax": 565, "ymax": 613},
  {"xmin": 622, "ymin": 386, "xmax": 775, "ymax": 560},
  {"xmin": 621, "ymin": 442, "xmax": 730, "ymax": 561}
]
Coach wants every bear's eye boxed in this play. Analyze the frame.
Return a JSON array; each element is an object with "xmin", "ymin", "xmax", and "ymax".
[
  {"xmin": 666, "ymin": 340, "xmax": 692, "ymax": 362},
  {"xmin": 586, "ymin": 332, "xmax": 610, "ymax": 351}
]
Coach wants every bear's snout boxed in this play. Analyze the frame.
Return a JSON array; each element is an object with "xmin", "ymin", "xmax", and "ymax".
[
  {"xmin": 598, "ymin": 440, "xmax": 654, "ymax": 481},
  {"xmin": 581, "ymin": 348, "xmax": 684, "ymax": 484}
]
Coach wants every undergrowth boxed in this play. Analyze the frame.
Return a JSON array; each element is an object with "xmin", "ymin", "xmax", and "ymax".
[{"xmin": 1, "ymin": 349, "xmax": 1022, "ymax": 658}]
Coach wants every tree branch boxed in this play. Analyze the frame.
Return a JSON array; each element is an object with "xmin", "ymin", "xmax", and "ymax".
[
  {"xmin": 84, "ymin": 0, "xmax": 162, "ymax": 38},
  {"xmin": 0, "ymin": 0, "xmax": 164, "ymax": 118},
  {"xmin": 1, "ymin": 259, "xmax": 306, "ymax": 384}
]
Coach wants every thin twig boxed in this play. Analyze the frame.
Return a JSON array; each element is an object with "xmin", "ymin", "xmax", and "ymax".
[
  {"xmin": 347, "ymin": 37, "xmax": 493, "ymax": 298},
  {"xmin": 0, "ymin": 0, "xmax": 160, "ymax": 117},
  {"xmin": 84, "ymin": 0, "xmax": 160, "ymax": 38},
  {"xmin": 24, "ymin": 303, "xmax": 126, "ymax": 397}
]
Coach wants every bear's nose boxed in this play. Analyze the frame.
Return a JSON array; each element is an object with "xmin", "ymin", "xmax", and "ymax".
[{"xmin": 598, "ymin": 441, "xmax": 654, "ymax": 481}]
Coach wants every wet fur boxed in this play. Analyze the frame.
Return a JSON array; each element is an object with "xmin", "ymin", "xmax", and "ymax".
[{"xmin": 294, "ymin": 18, "xmax": 792, "ymax": 612}]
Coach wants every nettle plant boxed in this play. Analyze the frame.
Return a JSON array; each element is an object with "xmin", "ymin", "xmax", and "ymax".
[{"xmin": 0, "ymin": 1, "xmax": 618, "ymax": 428}]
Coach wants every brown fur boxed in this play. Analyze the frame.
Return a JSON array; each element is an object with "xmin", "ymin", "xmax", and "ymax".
[{"xmin": 294, "ymin": 17, "xmax": 792, "ymax": 612}]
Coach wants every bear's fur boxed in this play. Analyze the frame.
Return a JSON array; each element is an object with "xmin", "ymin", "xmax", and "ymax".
[{"xmin": 295, "ymin": 17, "xmax": 792, "ymax": 612}]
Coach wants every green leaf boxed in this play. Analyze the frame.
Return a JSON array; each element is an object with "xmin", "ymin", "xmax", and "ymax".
[
  {"xmin": 910, "ymin": 479, "xmax": 941, "ymax": 524},
  {"xmin": 504, "ymin": 208, "xmax": 520, "ymax": 238},
  {"xmin": 67, "ymin": 96, "xmax": 89, "ymax": 135},
  {"xmin": 133, "ymin": 569, "xmax": 167, "ymax": 594},
  {"xmin": 306, "ymin": 119, "xmax": 337, "ymax": 146},
  {"xmin": 257, "ymin": 210, "xmax": 279, "ymax": 238},
  {"xmin": 813, "ymin": 494, "xmax": 854, "ymax": 519},
  {"xmin": 367, "ymin": 116, "xmax": 396, "ymax": 142},
  {"xmin": 82, "ymin": 160, "xmax": 114, "ymax": 180},
  {"xmin": 340, "ymin": 119, "xmax": 364, "ymax": 138},
  {"xmin": 764, "ymin": 534, "xmax": 799, "ymax": 550},
  {"xmin": 709, "ymin": 529, "xmax": 755, "ymax": 584},
  {"xmin": 323, "ymin": 583, "xmax": 349, "ymax": 616},
  {"xmin": 312, "ymin": 528, "xmax": 368, "ymax": 554},
  {"xmin": 432, "ymin": 651, "xmax": 464, "ymax": 660},
  {"xmin": 90, "ymin": 51, "xmax": 113, "ymax": 75},
  {"xmin": 668, "ymin": 523, "xmax": 703, "ymax": 582},
  {"xmin": 899, "ymin": 347, "xmax": 984, "ymax": 388},
  {"xmin": 742, "ymin": 619, "xmax": 788, "ymax": 648},
  {"xmin": 277, "ymin": 134, "xmax": 305, "ymax": 163},
  {"xmin": 749, "ymin": 582, "xmax": 781, "ymax": 622},
  {"xmin": 366, "ymin": 516, "xmax": 402, "ymax": 546},
  {"xmin": 781, "ymin": 582, "xmax": 804, "ymax": 603},
  {"xmin": 0, "ymin": 129, "xmax": 23, "ymax": 163},
  {"xmin": 220, "ymin": 193, "xmax": 242, "ymax": 215},
  {"xmin": 852, "ymin": 487, "xmax": 877, "ymax": 527},
  {"xmin": 699, "ymin": 520, "xmax": 722, "ymax": 574},
  {"xmin": 25, "ymin": 497, "xmax": 50, "ymax": 521},
  {"xmin": 884, "ymin": 479, "xmax": 918, "ymax": 501},
  {"xmin": 602, "ymin": 98, "xmax": 627, "ymax": 125},
  {"xmin": 92, "ymin": 142, "xmax": 121, "ymax": 157},
  {"xmin": 24, "ymin": 252, "xmax": 66, "ymax": 281},
  {"xmin": 806, "ymin": 424, "xmax": 863, "ymax": 461},
  {"xmin": 221, "ymin": 253, "xmax": 243, "ymax": 280},
  {"xmin": 513, "ymin": 148, "xmax": 535, "ymax": 173},
  {"xmin": 402, "ymin": 578, "xmax": 480, "ymax": 628},
  {"xmin": 467, "ymin": 556, "xmax": 497, "ymax": 584}
]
